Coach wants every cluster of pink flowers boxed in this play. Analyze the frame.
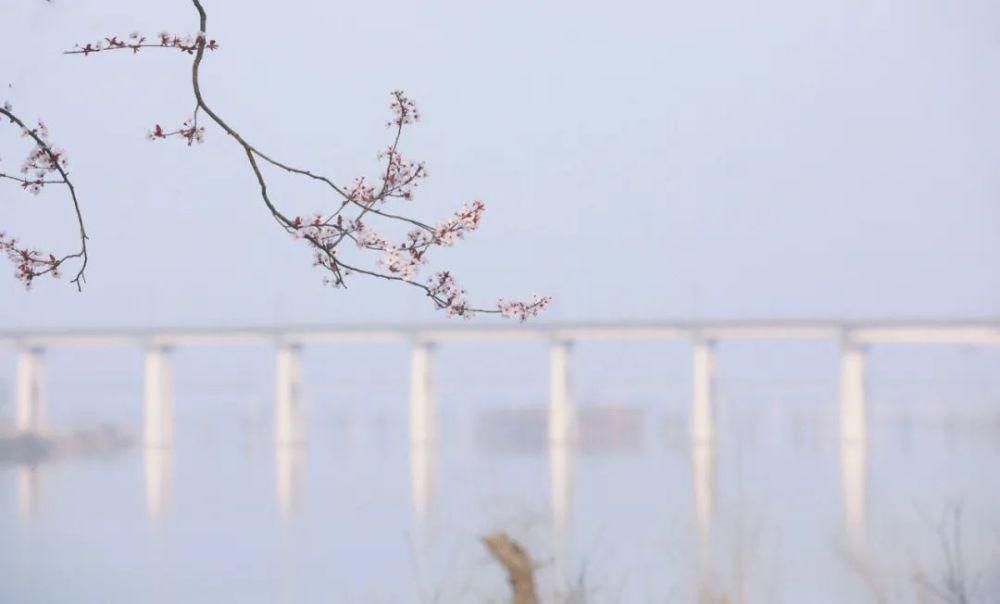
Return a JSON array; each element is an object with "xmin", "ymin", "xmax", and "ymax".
[
  {"xmin": 426, "ymin": 271, "xmax": 471, "ymax": 317},
  {"xmin": 146, "ymin": 118, "xmax": 205, "ymax": 145},
  {"xmin": 498, "ymin": 295, "xmax": 552, "ymax": 321},
  {"xmin": 345, "ymin": 177, "xmax": 376, "ymax": 205},
  {"xmin": 297, "ymin": 199, "xmax": 486, "ymax": 283},
  {"xmin": 379, "ymin": 148, "xmax": 425, "ymax": 200},
  {"xmin": 279, "ymin": 94, "xmax": 547, "ymax": 319},
  {"xmin": 388, "ymin": 90, "xmax": 420, "ymax": 127},
  {"xmin": 0, "ymin": 232, "xmax": 59, "ymax": 287},
  {"xmin": 70, "ymin": 32, "xmax": 218, "ymax": 56},
  {"xmin": 288, "ymin": 214, "xmax": 361, "ymax": 286},
  {"xmin": 432, "ymin": 200, "xmax": 485, "ymax": 245},
  {"xmin": 14, "ymin": 120, "xmax": 67, "ymax": 195}
]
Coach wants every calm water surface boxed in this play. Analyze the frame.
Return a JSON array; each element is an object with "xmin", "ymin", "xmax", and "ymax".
[{"xmin": 1, "ymin": 345, "xmax": 999, "ymax": 603}]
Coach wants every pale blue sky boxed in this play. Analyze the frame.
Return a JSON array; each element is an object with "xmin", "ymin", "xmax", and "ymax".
[{"xmin": 2, "ymin": 0, "xmax": 999, "ymax": 327}]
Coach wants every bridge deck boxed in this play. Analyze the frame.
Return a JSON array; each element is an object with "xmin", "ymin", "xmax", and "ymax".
[{"xmin": 1, "ymin": 319, "xmax": 999, "ymax": 348}]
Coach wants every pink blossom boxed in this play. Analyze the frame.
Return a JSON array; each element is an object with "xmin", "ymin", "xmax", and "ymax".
[{"xmin": 498, "ymin": 295, "xmax": 552, "ymax": 322}]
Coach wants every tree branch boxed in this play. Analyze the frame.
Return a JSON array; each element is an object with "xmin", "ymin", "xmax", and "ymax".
[
  {"xmin": 64, "ymin": 0, "xmax": 548, "ymax": 319},
  {"xmin": 0, "ymin": 105, "xmax": 88, "ymax": 289}
]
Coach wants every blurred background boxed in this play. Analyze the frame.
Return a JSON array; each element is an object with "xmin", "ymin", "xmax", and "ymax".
[{"xmin": 1, "ymin": 0, "xmax": 999, "ymax": 602}]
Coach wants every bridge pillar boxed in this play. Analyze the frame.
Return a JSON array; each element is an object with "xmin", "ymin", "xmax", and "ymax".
[
  {"xmin": 143, "ymin": 346, "xmax": 174, "ymax": 447},
  {"xmin": 839, "ymin": 340, "xmax": 867, "ymax": 443},
  {"xmin": 839, "ymin": 337, "xmax": 868, "ymax": 548},
  {"xmin": 691, "ymin": 338, "xmax": 716, "ymax": 444},
  {"xmin": 548, "ymin": 339, "xmax": 575, "ymax": 444},
  {"xmin": 275, "ymin": 343, "xmax": 304, "ymax": 445},
  {"xmin": 15, "ymin": 347, "xmax": 46, "ymax": 434},
  {"xmin": 409, "ymin": 341, "xmax": 437, "ymax": 445}
]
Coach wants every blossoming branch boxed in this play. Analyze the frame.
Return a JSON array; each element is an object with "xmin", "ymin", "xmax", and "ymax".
[
  {"xmin": 64, "ymin": 0, "xmax": 548, "ymax": 320},
  {"xmin": 0, "ymin": 102, "xmax": 89, "ymax": 289}
]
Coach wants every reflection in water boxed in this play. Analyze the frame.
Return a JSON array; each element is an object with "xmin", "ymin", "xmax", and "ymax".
[
  {"xmin": 16, "ymin": 348, "xmax": 47, "ymax": 434},
  {"xmin": 275, "ymin": 345, "xmax": 304, "ymax": 445},
  {"xmin": 17, "ymin": 464, "xmax": 41, "ymax": 520},
  {"xmin": 3, "ymin": 358, "xmax": 997, "ymax": 602},
  {"xmin": 143, "ymin": 347, "xmax": 174, "ymax": 447},
  {"xmin": 839, "ymin": 339, "xmax": 868, "ymax": 551},
  {"xmin": 409, "ymin": 342, "xmax": 437, "ymax": 446},
  {"xmin": 691, "ymin": 442, "xmax": 715, "ymax": 592},
  {"xmin": 548, "ymin": 341, "xmax": 574, "ymax": 444},
  {"xmin": 840, "ymin": 342, "xmax": 867, "ymax": 443},
  {"xmin": 144, "ymin": 447, "xmax": 173, "ymax": 520},
  {"xmin": 276, "ymin": 445, "xmax": 304, "ymax": 520},
  {"xmin": 549, "ymin": 442, "xmax": 574, "ymax": 585},
  {"xmin": 409, "ymin": 444, "xmax": 438, "ymax": 547},
  {"xmin": 841, "ymin": 440, "xmax": 867, "ymax": 551},
  {"xmin": 691, "ymin": 339, "xmax": 716, "ymax": 444}
]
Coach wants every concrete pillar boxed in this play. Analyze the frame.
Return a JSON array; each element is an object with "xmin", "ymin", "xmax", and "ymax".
[
  {"xmin": 548, "ymin": 340, "xmax": 574, "ymax": 444},
  {"xmin": 143, "ymin": 346, "xmax": 173, "ymax": 447},
  {"xmin": 840, "ymin": 340, "xmax": 867, "ymax": 444},
  {"xmin": 409, "ymin": 341, "xmax": 436, "ymax": 446},
  {"xmin": 839, "ymin": 337, "xmax": 868, "ymax": 549},
  {"xmin": 691, "ymin": 338, "xmax": 716, "ymax": 444},
  {"xmin": 275, "ymin": 344, "xmax": 304, "ymax": 445},
  {"xmin": 15, "ymin": 347, "xmax": 46, "ymax": 434}
]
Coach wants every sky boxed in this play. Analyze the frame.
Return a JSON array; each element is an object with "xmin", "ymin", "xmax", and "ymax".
[{"xmin": 2, "ymin": 0, "xmax": 999, "ymax": 328}]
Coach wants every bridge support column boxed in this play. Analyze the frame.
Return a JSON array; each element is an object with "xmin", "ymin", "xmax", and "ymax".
[
  {"xmin": 691, "ymin": 338, "xmax": 716, "ymax": 444},
  {"xmin": 839, "ymin": 340, "xmax": 867, "ymax": 443},
  {"xmin": 549, "ymin": 340, "xmax": 574, "ymax": 444},
  {"xmin": 144, "ymin": 346, "xmax": 174, "ymax": 447},
  {"xmin": 839, "ymin": 338, "xmax": 868, "ymax": 548},
  {"xmin": 276, "ymin": 344, "xmax": 304, "ymax": 445},
  {"xmin": 409, "ymin": 341, "xmax": 437, "ymax": 445},
  {"xmin": 16, "ymin": 347, "xmax": 46, "ymax": 434}
]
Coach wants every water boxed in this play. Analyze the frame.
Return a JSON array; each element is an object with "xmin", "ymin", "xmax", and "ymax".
[{"xmin": 1, "ymin": 344, "xmax": 999, "ymax": 603}]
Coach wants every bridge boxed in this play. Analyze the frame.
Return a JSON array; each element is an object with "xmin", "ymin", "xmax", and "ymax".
[
  {"xmin": 4, "ymin": 318, "xmax": 999, "ymax": 448},
  {"xmin": 4, "ymin": 318, "xmax": 999, "ymax": 549}
]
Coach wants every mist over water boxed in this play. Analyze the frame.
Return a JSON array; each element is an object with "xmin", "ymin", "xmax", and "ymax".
[{"xmin": 1, "ymin": 342, "xmax": 998, "ymax": 602}]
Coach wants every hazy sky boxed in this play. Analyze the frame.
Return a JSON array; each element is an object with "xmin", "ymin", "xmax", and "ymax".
[{"xmin": 2, "ymin": 0, "xmax": 999, "ymax": 328}]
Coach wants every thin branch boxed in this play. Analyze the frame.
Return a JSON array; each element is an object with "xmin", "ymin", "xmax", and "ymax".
[{"xmin": 0, "ymin": 106, "xmax": 88, "ymax": 289}]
